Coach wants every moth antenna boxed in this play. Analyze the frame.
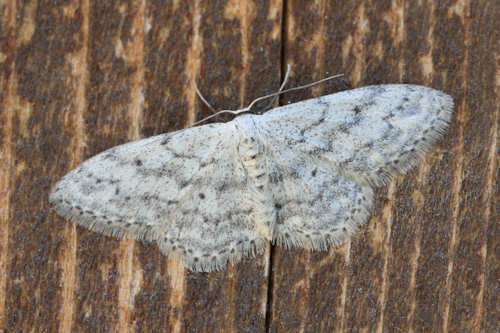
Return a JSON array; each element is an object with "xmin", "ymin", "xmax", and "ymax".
[
  {"xmin": 245, "ymin": 71, "xmax": 344, "ymax": 110},
  {"xmin": 194, "ymin": 82, "xmax": 217, "ymax": 114},
  {"xmin": 191, "ymin": 69, "xmax": 344, "ymax": 127},
  {"xmin": 263, "ymin": 64, "xmax": 292, "ymax": 110}
]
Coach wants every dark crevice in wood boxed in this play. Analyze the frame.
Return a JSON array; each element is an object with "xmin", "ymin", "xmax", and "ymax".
[
  {"xmin": 264, "ymin": 243, "xmax": 276, "ymax": 332},
  {"xmin": 278, "ymin": 0, "xmax": 288, "ymax": 109},
  {"xmin": 264, "ymin": 1, "xmax": 287, "ymax": 331}
]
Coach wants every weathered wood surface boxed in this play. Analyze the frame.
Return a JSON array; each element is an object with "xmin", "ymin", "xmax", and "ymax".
[{"xmin": 0, "ymin": 0, "xmax": 497, "ymax": 332}]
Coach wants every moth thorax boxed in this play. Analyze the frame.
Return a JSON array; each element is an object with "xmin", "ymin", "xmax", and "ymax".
[
  {"xmin": 238, "ymin": 136, "xmax": 267, "ymax": 187},
  {"xmin": 237, "ymin": 134, "xmax": 275, "ymax": 237}
]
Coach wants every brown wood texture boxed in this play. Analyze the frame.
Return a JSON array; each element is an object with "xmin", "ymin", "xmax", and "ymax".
[{"xmin": 0, "ymin": 0, "xmax": 497, "ymax": 332}]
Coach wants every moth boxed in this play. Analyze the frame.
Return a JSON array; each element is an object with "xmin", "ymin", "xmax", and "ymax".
[{"xmin": 50, "ymin": 83, "xmax": 453, "ymax": 272}]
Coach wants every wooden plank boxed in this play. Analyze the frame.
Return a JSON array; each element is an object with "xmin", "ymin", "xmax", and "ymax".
[
  {"xmin": 73, "ymin": 1, "xmax": 142, "ymax": 331},
  {"xmin": 269, "ymin": 2, "xmax": 352, "ymax": 332},
  {"xmin": 270, "ymin": 1, "xmax": 405, "ymax": 332},
  {"xmin": 0, "ymin": 0, "xmax": 497, "ymax": 332},
  {"xmin": 269, "ymin": 1, "xmax": 498, "ymax": 333},
  {"xmin": 137, "ymin": 1, "xmax": 282, "ymax": 332},
  {"xmin": 448, "ymin": 1, "xmax": 498, "ymax": 332},
  {"xmin": 0, "ymin": 0, "xmax": 16, "ymax": 330},
  {"xmin": 395, "ymin": 1, "xmax": 458, "ymax": 331},
  {"xmin": 3, "ymin": 0, "xmax": 86, "ymax": 331}
]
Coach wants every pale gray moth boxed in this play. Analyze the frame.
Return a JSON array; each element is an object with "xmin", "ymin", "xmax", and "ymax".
[{"xmin": 50, "ymin": 84, "xmax": 454, "ymax": 272}]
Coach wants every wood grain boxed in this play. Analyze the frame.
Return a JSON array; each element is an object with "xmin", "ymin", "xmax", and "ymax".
[{"xmin": 0, "ymin": 0, "xmax": 497, "ymax": 332}]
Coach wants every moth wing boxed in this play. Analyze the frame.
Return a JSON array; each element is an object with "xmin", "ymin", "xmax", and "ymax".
[
  {"xmin": 50, "ymin": 123, "xmax": 268, "ymax": 272},
  {"xmin": 261, "ymin": 142, "xmax": 374, "ymax": 249},
  {"xmin": 256, "ymin": 84, "xmax": 453, "ymax": 187}
]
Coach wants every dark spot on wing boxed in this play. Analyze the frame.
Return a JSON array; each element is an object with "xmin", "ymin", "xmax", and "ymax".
[
  {"xmin": 160, "ymin": 137, "xmax": 171, "ymax": 145},
  {"xmin": 269, "ymin": 171, "xmax": 283, "ymax": 184}
]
